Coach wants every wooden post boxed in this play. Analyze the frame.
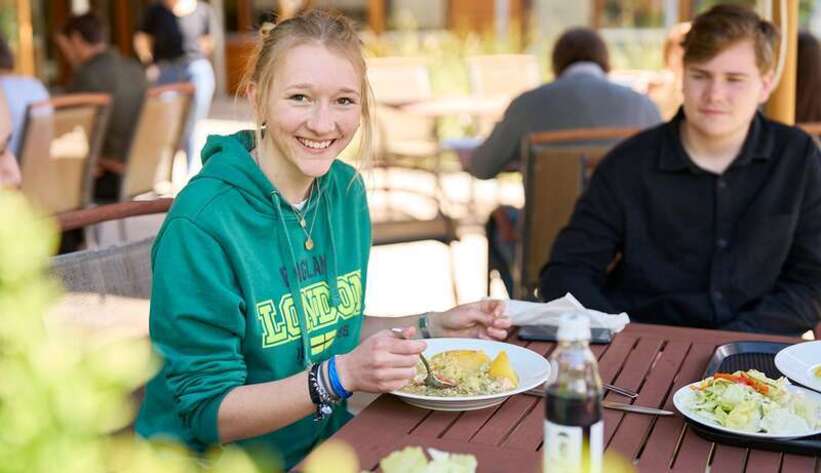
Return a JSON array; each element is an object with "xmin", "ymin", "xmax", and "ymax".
[
  {"xmin": 113, "ymin": 0, "xmax": 131, "ymax": 57},
  {"xmin": 14, "ymin": 0, "xmax": 35, "ymax": 75},
  {"xmin": 237, "ymin": 0, "xmax": 252, "ymax": 32},
  {"xmin": 368, "ymin": 0, "xmax": 385, "ymax": 35},
  {"xmin": 764, "ymin": 0, "xmax": 798, "ymax": 125},
  {"xmin": 677, "ymin": 0, "xmax": 692, "ymax": 22}
]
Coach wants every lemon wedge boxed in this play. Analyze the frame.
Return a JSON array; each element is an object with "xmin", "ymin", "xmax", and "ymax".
[{"xmin": 489, "ymin": 351, "xmax": 518, "ymax": 388}]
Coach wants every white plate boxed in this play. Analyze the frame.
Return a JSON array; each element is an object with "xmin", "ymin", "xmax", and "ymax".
[
  {"xmin": 673, "ymin": 381, "xmax": 821, "ymax": 439},
  {"xmin": 774, "ymin": 341, "xmax": 821, "ymax": 393},
  {"xmin": 391, "ymin": 338, "xmax": 550, "ymax": 412}
]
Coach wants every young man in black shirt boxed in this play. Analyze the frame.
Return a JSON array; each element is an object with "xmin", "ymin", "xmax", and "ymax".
[{"xmin": 540, "ymin": 5, "xmax": 821, "ymax": 336}]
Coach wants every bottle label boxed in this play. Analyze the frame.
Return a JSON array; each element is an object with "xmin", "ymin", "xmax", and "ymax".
[{"xmin": 543, "ymin": 420, "xmax": 603, "ymax": 473}]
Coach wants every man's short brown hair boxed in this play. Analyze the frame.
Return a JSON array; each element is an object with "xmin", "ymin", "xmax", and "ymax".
[
  {"xmin": 552, "ymin": 27, "xmax": 610, "ymax": 76},
  {"xmin": 683, "ymin": 4, "xmax": 779, "ymax": 73}
]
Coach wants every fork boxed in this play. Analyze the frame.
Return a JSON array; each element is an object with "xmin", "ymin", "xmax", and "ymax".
[
  {"xmin": 526, "ymin": 383, "xmax": 638, "ymax": 398},
  {"xmin": 391, "ymin": 327, "xmax": 455, "ymax": 389}
]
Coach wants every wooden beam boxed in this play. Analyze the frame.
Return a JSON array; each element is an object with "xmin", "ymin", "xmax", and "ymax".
[
  {"xmin": 113, "ymin": 0, "xmax": 131, "ymax": 57},
  {"xmin": 764, "ymin": 0, "xmax": 798, "ymax": 125},
  {"xmin": 14, "ymin": 0, "xmax": 35, "ymax": 75},
  {"xmin": 678, "ymin": 0, "xmax": 692, "ymax": 22},
  {"xmin": 368, "ymin": 0, "xmax": 385, "ymax": 35},
  {"xmin": 237, "ymin": 0, "xmax": 252, "ymax": 32}
]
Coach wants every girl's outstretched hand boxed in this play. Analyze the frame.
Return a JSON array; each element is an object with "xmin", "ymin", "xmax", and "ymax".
[{"xmin": 429, "ymin": 299, "xmax": 511, "ymax": 340}]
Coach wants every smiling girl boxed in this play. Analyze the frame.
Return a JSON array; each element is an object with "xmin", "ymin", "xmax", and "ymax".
[{"xmin": 135, "ymin": 10, "xmax": 510, "ymax": 469}]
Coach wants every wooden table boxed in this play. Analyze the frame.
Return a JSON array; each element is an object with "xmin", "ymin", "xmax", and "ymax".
[{"xmin": 304, "ymin": 323, "xmax": 819, "ymax": 473}]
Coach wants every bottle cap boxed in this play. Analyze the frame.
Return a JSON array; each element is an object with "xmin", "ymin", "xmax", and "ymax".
[{"xmin": 557, "ymin": 312, "xmax": 591, "ymax": 341}]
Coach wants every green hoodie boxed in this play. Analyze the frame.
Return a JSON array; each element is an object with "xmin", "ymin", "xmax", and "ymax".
[{"xmin": 135, "ymin": 131, "xmax": 371, "ymax": 469}]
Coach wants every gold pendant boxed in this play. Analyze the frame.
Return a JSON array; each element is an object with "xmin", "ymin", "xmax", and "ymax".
[{"xmin": 305, "ymin": 238, "xmax": 314, "ymax": 251}]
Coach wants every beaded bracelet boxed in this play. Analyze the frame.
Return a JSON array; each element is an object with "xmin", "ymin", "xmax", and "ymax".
[
  {"xmin": 418, "ymin": 312, "xmax": 432, "ymax": 339},
  {"xmin": 328, "ymin": 355, "xmax": 352, "ymax": 400},
  {"xmin": 308, "ymin": 362, "xmax": 334, "ymax": 420}
]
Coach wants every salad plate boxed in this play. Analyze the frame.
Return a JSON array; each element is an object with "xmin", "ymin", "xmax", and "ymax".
[
  {"xmin": 391, "ymin": 338, "xmax": 550, "ymax": 412},
  {"xmin": 774, "ymin": 341, "xmax": 821, "ymax": 393},
  {"xmin": 673, "ymin": 370, "xmax": 821, "ymax": 440}
]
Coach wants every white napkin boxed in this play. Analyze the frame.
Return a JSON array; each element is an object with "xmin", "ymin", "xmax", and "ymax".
[{"xmin": 504, "ymin": 293, "xmax": 630, "ymax": 333}]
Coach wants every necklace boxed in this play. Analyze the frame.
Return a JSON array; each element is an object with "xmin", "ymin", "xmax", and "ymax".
[
  {"xmin": 252, "ymin": 147, "xmax": 322, "ymax": 251},
  {"xmin": 291, "ymin": 179, "xmax": 321, "ymax": 251}
]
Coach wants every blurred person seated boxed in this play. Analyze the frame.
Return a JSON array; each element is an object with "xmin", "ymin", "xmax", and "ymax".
[
  {"xmin": 0, "ymin": 34, "xmax": 49, "ymax": 158},
  {"xmin": 0, "ymin": 88, "xmax": 22, "ymax": 189},
  {"xmin": 57, "ymin": 12, "xmax": 148, "ymax": 202},
  {"xmin": 541, "ymin": 5, "xmax": 821, "ymax": 336},
  {"xmin": 648, "ymin": 22, "xmax": 691, "ymax": 120},
  {"xmin": 797, "ymin": 30, "xmax": 821, "ymax": 124},
  {"xmin": 468, "ymin": 27, "xmax": 662, "ymax": 296}
]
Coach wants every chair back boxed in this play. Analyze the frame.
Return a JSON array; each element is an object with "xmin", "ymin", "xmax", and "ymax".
[
  {"xmin": 121, "ymin": 83, "xmax": 194, "ymax": 200},
  {"xmin": 515, "ymin": 128, "xmax": 639, "ymax": 300},
  {"xmin": 465, "ymin": 54, "xmax": 541, "ymax": 97},
  {"xmin": 52, "ymin": 198, "xmax": 173, "ymax": 298},
  {"xmin": 366, "ymin": 57, "xmax": 433, "ymax": 105},
  {"xmin": 19, "ymin": 94, "xmax": 111, "ymax": 214},
  {"xmin": 52, "ymin": 236, "xmax": 155, "ymax": 299}
]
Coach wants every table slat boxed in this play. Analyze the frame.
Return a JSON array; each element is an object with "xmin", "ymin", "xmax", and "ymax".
[
  {"xmin": 779, "ymin": 454, "xmax": 816, "ymax": 473},
  {"xmin": 441, "ymin": 404, "xmax": 502, "ymax": 441},
  {"xmin": 636, "ymin": 341, "xmax": 717, "ymax": 471},
  {"xmin": 597, "ymin": 334, "xmax": 638, "ymax": 384},
  {"xmin": 709, "ymin": 444, "xmax": 748, "ymax": 473},
  {"xmin": 471, "ymin": 395, "xmax": 537, "ymax": 446},
  {"xmin": 410, "ymin": 410, "xmax": 460, "ymax": 438},
  {"xmin": 608, "ymin": 340, "xmax": 690, "ymax": 460},
  {"xmin": 744, "ymin": 450, "xmax": 782, "ymax": 473},
  {"xmin": 603, "ymin": 336, "xmax": 666, "ymax": 445},
  {"xmin": 501, "ymin": 396, "xmax": 545, "ymax": 451}
]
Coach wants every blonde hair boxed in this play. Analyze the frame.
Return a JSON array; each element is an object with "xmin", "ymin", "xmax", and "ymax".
[{"xmin": 239, "ymin": 9, "xmax": 374, "ymax": 167}]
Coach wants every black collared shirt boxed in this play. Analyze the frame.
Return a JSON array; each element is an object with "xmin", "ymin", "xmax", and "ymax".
[{"xmin": 540, "ymin": 110, "xmax": 821, "ymax": 335}]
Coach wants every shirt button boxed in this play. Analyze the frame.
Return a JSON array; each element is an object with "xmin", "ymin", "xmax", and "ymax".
[
  {"xmin": 712, "ymin": 290, "xmax": 723, "ymax": 301},
  {"xmin": 717, "ymin": 179, "xmax": 727, "ymax": 190},
  {"xmin": 717, "ymin": 238, "xmax": 728, "ymax": 249}
]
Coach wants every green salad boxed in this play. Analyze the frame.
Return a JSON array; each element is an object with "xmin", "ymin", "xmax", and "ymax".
[{"xmin": 687, "ymin": 370, "xmax": 819, "ymax": 435}]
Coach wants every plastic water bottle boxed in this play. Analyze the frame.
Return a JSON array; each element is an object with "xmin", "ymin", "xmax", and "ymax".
[{"xmin": 543, "ymin": 313, "xmax": 604, "ymax": 473}]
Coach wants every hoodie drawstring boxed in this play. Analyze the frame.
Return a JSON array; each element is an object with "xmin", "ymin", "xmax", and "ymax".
[
  {"xmin": 321, "ymin": 180, "xmax": 342, "ymax": 307},
  {"xmin": 270, "ymin": 190, "xmax": 313, "ymax": 368}
]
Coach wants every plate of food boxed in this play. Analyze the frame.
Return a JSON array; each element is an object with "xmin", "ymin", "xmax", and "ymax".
[
  {"xmin": 673, "ymin": 369, "xmax": 821, "ymax": 439},
  {"xmin": 392, "ymin": 338, "xmax": 550, "ymax": 411},
  {"xmin": 774, "ymin": 341, "xmax": 821, "ymax": 393}
]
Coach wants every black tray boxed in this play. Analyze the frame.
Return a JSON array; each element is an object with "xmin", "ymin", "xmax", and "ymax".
[{"xmin": 684, "ymin": 341, "xmax": 820, "ymax": 456}]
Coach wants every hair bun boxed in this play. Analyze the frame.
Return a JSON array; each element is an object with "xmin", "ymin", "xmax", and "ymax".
[{"xmin": 259, "ymin": 21, "xmax": 276, "ymax": 39}]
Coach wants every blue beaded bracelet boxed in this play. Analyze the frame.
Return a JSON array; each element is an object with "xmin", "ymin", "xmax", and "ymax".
[{"xmin": 328, "ymin": 355, "xmax": 352, "ymax": 399}]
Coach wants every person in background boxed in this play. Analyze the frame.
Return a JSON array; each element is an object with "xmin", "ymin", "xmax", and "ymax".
[
  {"xmin": 0, "ymin": 88, "xmax": 22, "ymax": 189},
  {"xmin": 0, "ymin": 34, "xmax": 49, "ymax": 159},
  {"xmin": 648, "ymin": 22, "xmax": 691, "ymax": 120},
  {"xmin": 796, "ymin": 30, "xmax": 821, "ymax": 124},
  {"xmin": 57, "ymin": 12, "xmax": 148, "ymax": 202},
  {"xmin": 541, "ymin": 5, "xmax": 821, "ymax": 336},
  {"xmin": 468, "ymin": 27, "xmax": 662, "ymax": 296},
  {"xmin": 135, "ymin": 10, "xmax": 511, "ymax": 470},
  {"xmin": 134, "ymin": 0, "xmax": 215, "ymax": 172}
]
